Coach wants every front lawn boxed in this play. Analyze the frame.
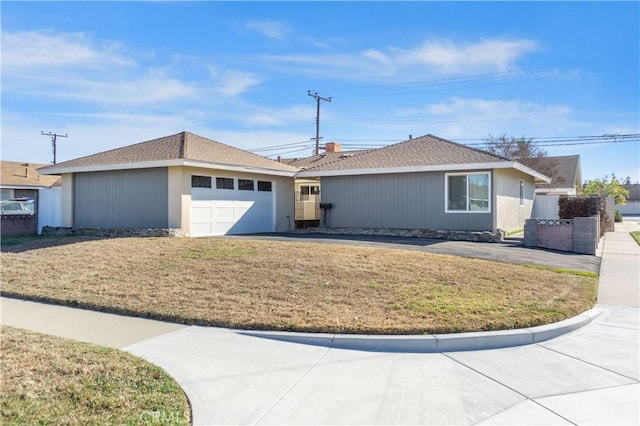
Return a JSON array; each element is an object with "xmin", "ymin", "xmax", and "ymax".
[
  {"xmin": 631, "ymin": 231, "xmax": 640, "ymax": 245},
  {"xmin": 0, "ymin": 236, "xmax": 598, "ymax": 334},
  {"xmin": 0, "ymin": 326, "xmax": 190, "ymax": 425}
]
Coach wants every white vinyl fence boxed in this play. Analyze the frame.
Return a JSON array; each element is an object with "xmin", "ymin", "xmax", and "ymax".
[
  {"xmin": 38, "ymin": 187, "xmax": 62, "ymax": 233},
  {"xmin": 532, "ymin": 194, "xmax": 560, "ymax": 219}
]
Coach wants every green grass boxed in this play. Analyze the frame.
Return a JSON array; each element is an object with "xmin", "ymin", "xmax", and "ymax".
[
  {"xmin": 522, "ymin": 264, "xmax": 599, "ymax": 278},
  {"xmin": 506, "ymin": 228, "xmax": 524, "ymax": 236},
  {"xmin": 631, "ymin": 231, "xmax": 640, "ymax": 245},
  {"xmin": 1, "ymin": 326, "xmax": 190, "ymax": 425},
  {"xmin": 0, "ymin": 234, "xmax": 44, "ymax": 247}
]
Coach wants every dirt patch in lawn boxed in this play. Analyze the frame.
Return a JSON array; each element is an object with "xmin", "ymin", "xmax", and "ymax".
[
  {"xmin": 1, "ymin": 326, "xmax": 190, "ymax": 425},
  {"xmin": 0, "ymin": 237, "xmax": 598, "ymax": 334}
]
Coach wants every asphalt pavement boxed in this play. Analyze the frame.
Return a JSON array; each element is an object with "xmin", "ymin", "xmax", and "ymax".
[{"xmin": 1, "ymin": 217, "xmax": 638, "ymax": 425}]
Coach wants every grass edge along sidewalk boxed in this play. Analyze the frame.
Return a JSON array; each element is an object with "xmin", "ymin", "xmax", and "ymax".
[{"xmin": 0, "ymin": 325, "xmax": 191, "ymax": 425}]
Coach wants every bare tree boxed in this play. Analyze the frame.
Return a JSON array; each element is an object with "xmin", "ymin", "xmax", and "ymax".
[
  {"xmin": 483, "ymin": 135, "xmax": 560, "ymax": 183},
  {"xmin": 483, "ymin": 135, "xmax": 547, "ymax": 159}
]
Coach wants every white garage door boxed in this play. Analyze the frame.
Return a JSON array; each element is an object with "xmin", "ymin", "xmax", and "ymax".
[{"xmin": 190, "ymin": 177, "xmax": 274, "ymax": 237}]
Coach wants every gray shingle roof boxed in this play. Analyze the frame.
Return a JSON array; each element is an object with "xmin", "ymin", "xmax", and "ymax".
[
  {"xmin": 298, "ymin": 134, "xmax": 508, "ymax": 172},
  {"xmin": 282, "ymin": 150, "xmax": 371, "ymax": 169},
  {"xmin": 520, "ymin": 155, "xmax": 581, "ymax": 189},
  {"xmin": 38, "ymin": 132, "xmax": 299, "ymax": 174}
]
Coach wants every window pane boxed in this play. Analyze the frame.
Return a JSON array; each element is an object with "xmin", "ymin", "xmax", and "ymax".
[
  {"xmin": 216, "ymin": 177, "xmax": 234, "ymax": 190},
  {"xmin": 191, "ymin": 175, "xmax": 212, "ymax": 188},
  {"xmin": 238, "ymin": 179, "xmax": 254, "ymax": 191},
  {"xmin": 310, "ymin": 186, "xmax": 320, "ymax": 195},
  {"xmin": 447, "ymin": 175, "xmax": 467, "ymax": 210},
  {"xmin": 257, "ymin": 181, "xmax": 272, "ymax": 192},
  {"xmin": 520, "ymin": 180, "xmax": 525, "ymax": 206},
  {"xmin": 468, "ymin": 174, "xmax": 489, "ymax": 211}
]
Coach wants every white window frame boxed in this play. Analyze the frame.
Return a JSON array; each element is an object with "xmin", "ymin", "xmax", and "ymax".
[
  {"xmin": 445, "ymin": 171, "xmax": 491, "ymax": 213},
  {"xmin": 519, "ymin": 179, "xmax": 525, "ymax": 207}
]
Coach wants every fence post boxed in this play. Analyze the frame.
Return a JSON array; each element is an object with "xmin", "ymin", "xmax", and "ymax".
[
  {"xmin": 523, "ymin": 219, "xmax": 538, "ymax": 247},
  {"xmin": 573, "ymin": 217, "xmax": 598, "ymax": 255}
]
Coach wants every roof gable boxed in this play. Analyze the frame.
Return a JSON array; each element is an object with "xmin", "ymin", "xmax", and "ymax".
[
  {"xmin": 520, "ymin": 155, "xmax": 581, "ymax": 189},
  {"xmin": 38, "ymin": 132, "xmax": 298, "ymax": 175}
]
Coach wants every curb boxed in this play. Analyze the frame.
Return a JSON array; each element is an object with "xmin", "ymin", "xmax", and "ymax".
[{"xmin": 237, "ymin": 307, "xmax": 604, "ymax": 353}]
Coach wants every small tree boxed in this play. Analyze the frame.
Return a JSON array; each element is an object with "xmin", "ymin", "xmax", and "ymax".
[{"xmin": 582, "ymin": 174, "xmax": 629, "ymax": 205}]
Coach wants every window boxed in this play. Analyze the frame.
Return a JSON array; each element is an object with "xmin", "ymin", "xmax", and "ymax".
[
  {"xmin": 300, "ymin": 185, "xmax": 320, "ymax": 200},
  {"xmin": 238, "ymin": 179, "xmax": 254, "ymax": 191},
  {"xmin": 257, "ymin": 181, "xmax": 272, "ymax": 192},
  {"xmin": 191, "ymin": 175, "xmax": 212, "ymax": 188},
  {"xmin": 446, "ymin": 172, "xmax": 490, "ymax": 212},
  {"xmin": 216, "ymin": 177, "xmax": 234, "ymax": 190},
  {"xmin": 520, "ymin": 180, "xmax": 525, "ymax": 206}
]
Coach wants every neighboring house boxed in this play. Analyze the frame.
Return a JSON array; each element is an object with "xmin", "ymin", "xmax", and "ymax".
[
  {"xmin": 1, "ymin": 161, "xmax": 62, "ymax": 235},
  {"xmin": 295, "ymin": 134, "xmax": 550, "ymax": 236},
  {"xmin": 520, "ymin": 155, "xmax": 582, "ymax": 195},
  {"xmin": 521, "ymin": 155, "xmax": 582, "ymax": 220},
  {"xmin": 617, "ymin": 184, "xmax": 640, "ymax": 215},
  {"xmin": 282, "ymin": 142, "xmax": 369, "ymax": 227},
  {"xmin": 38, "ymin": 132, "xmax": 298, "ymax": 237}
]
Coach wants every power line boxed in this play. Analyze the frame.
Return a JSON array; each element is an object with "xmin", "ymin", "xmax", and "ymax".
[
  {"xmin": 258, "ymin": 134, "xmax": 639, "ymax": 158},
  {"xmin": 307, "ymin": 91, "xmax": 332, "ymax": 155},
  {"xmin": 41, "ymin": 131, "xmax": 68, "ymax": 164}
]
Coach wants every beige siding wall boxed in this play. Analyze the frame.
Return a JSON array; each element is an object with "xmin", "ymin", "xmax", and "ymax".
[
  {"xmin": 181, "ymin": 166, "xmax": 294, "ymax": 234},
  {"xmin": 61, "ymin": 173, "xmax": 74, "ymax": 227},
  {"xmin": 494, "ymin": 168, "xmax": 535, "ymax": 232},
  {"xmin": 167, "ymin": 166, "xmax": 190, "ymax": 231}
]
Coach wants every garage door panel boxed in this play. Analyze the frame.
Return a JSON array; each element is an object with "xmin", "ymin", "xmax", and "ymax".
[{"xmin": 190, "ymin": 188, "xmax": 273, "ymax": 236}]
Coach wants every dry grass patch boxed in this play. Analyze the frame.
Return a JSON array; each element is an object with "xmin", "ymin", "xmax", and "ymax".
[
  {"xmin": 1, "ymin": 237, "xmax": 597, "ymax": 334},
  {"xmin": 0, "ymin": 326, "xmax": 190, "ymax": 425}
]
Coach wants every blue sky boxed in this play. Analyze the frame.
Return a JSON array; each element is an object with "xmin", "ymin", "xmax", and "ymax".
[{"xmin": 2, "ymin": 1, "xmax": 639, "ymax": 182}]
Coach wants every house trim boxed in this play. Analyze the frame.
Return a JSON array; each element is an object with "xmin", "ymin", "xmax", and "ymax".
[
  {"xmin": 38, "ymin": 159, "xmax": 297, "ymax": 178},
  {"xmin": 296, "ymin": 161, "xmax": 550, "ymax": 182}
]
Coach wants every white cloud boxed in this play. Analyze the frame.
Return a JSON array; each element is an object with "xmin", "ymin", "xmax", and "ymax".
[
  {"xmin": 263, "ymin": 37, "xmax": 539, "ymax": 81},
  {"xmin": 1, "ymin": 30, "xmax": 134, "ymax": 70},
  {"xmin": 245, "ymin": 20, "xmax": 290, "ymax": 39},
  {"xmin": 211, "ymin": 70, "xmax": 261, "ymax": 96},
  {"xmin": 393, "ymin": 39, "xmax": 538, "ymax": 73}
]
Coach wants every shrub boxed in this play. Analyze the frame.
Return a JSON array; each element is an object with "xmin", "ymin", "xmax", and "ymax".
[{"xmin": 615, "ymin": 209, "xmax": 623, "ymax": 222}]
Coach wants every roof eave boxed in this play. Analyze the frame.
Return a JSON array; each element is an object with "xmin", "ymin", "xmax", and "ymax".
[
  {"xmin": 38, "ymin": 159, "xmax": 298, "ymax": 177},
  {"xmin": 296, "ymin": 161, "xmax": 552, "ymax": 180}
]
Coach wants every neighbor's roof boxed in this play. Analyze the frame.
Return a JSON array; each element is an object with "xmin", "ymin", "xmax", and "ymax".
[
  {"xmin": 295, "ymin": 134, "xmax": 551, "ymax": 182},
  {"xmin": 282, "ymin": 150, "xmax": 371, "ymax": 169},
  {"xmin": 520, "ymin": 155, "xmax": 581, "ymax": 189},
  {"xmin": 1, "ymin": 161, "xmax": 61, "ymax": 188},
  {"xmin": 38, "ymin": 131, "xmax": 299, "ymax": 176}
]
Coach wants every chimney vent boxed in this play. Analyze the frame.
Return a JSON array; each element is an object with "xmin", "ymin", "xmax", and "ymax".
[{"xmin": 325, "ymin": 142, "xmax": 342, "ymax": 153}]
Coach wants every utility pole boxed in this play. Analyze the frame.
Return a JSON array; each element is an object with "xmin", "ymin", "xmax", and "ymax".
[
  {"xmin": 307, "ymin": 91, "xmax": 331, "ymax": 155},
  {"xmin": 41, "ymin": 131, "xmax": 68, "ymax": 165}
]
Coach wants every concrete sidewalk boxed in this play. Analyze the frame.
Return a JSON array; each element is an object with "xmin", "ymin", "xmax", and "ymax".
[
  {"xmin": 597, "ymin": 221, "xmax": 640, "ymax": 307},
  {"xmin": 1, "ymin": 219, "xmax": 638, "ymax": 424}
]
